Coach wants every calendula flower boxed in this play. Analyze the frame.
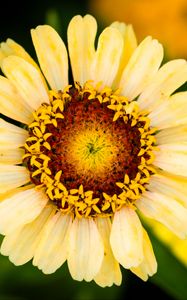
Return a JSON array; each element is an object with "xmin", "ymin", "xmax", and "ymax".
[{"xmin": 0, "ymin": 14, "xmax": 187, "ymax": 287}]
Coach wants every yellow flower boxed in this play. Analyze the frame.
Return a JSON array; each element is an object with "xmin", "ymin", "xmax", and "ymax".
[
  {"xmin": 90, "ymin": 0, "xmax": 187, "ymax": 58},
  {"xmin": 0, "ymin": 14, "xmax": 187, "ymax": 287}
]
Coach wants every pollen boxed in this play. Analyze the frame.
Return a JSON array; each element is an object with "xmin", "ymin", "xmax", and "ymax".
[{"xmin": 23, "ymin": 81, "xmax": 158, "ymax": 218}]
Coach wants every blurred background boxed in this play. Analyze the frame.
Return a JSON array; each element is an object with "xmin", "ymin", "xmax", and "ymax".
[{"xmin": 0, "ymin": 0, "xmax": 187, "ymax": 299}]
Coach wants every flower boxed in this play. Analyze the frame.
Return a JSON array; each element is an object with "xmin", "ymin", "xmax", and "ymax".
[
  {"xmin": 90, "ymin": 0, "xmax": 187, "ymax": 58},
  {"xmin": 0, "ymin": 14, "xmax": 187, "ymax": 287}
]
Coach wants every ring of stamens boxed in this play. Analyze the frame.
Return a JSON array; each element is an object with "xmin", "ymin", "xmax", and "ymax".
[{"xmin": 23, "ymin": 81, "xmax": 158, "ymax": 218}]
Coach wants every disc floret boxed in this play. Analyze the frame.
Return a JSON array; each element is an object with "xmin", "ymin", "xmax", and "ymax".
[{"xmin": 23, "ymin": 82, "xmax": 158, "ymax": 218}]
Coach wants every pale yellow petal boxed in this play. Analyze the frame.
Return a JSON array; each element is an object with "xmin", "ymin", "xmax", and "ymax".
[
  {"xmin": 149, "ymin": 91, "xmax": 187, "ymax": 129},
  {"xmin": 0, "ymin": 188, "xmax": 48, "ymax": 235},
  {"xmin": 90, "ymin": 27, "xmax": 124, "ymax": 88},
  {"xmin": 138, "ymin": 59, "xmax": 187, "ymax": 111},
  {"xmin": 131, "ymin": 229, "xmax": 157, "ymax": 281},
  {"xmin": 0, "ymin": 118, "xmax": 28, "ymax": 149},
  {"xmin": 0, "ymin": 38, "xmax": 38, "ymax": 68},
  {"xmin": 156, "ymin": 125, "xmax": 187, "ymax": 145},
  {"xmin": 33, "ymin": 211, "xmax": 72, "ymax": 274},
  {"xmin": 0, "ymin": 148, "xmax": 24, "ymax": 164},
  {"xmin": 0, "ymin": 185, "xmax": 33, "ymax": 202},
  {"xmin": 94, "ymin": 217, "xmax": 122, "ymax": 287},
  {"xmin": 0, "ymin": 205, "xmax": 54, "ymax": 265},
  {"xmin": 31, "ymin": 25, "xmax": 68, "ymax": 91},
  {"xmin": 0, "ymin": 164, "xmax": 30, "ymax": 193},
  {"xmin": 110, "ymin": 22, "xmax": 137, "ymax": 88},
  {"xmin": 67, "ymin": 217, "xmax": 104, "ymax": 282},
  {"xmin": 145, "ymin": 217, "xmax": 187, "ymax": 267},
  {"xmin": 154, "ymin": 143, "xmax": 187, "ymax": 177},
  {"xmin": 110, "ymin": 207, "xmax": 143, "ymax": 269},
  {"xmin": 0, "ymin": 76, "xmax": 33, "ymax": 124},
  {"xmin": 68, "ymin": 14, "xmax": 97, "ymax": 85},
  {"xmin": 119, "ymin": 37, "xmax": 163, "ymax": 100},
  {"xmin": 1, "ymin": 56, "xmax": 49, "ymax": 110},
  {"xmin": 0, "ymin": 51, "xmax": 5, "ymax": 63},
  {"xmin": 149, "ymin": 172, "xmax": 187, "ymax": 208},
  {"xmin": 136, "ymin": 191, "xmax": 187, "ymax": 238}
]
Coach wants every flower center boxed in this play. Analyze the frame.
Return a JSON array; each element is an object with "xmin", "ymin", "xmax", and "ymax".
[{"xmin": 23, "ymin": 82, "xmax": 157, "ymax": 218}]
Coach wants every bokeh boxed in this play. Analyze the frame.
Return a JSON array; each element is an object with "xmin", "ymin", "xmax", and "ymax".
[
  {"xmin": 90, "ymin": 0, "xmax": 187, "ymax": 59},
  {"xmin": 0, "ymin": 1, "xmax": 186, "ymax": 299}
]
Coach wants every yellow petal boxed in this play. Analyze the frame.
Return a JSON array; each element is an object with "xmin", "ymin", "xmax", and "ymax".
[
  {"xmin": 156, "ymin": 124, "xmax": 187, "ymax": 145},
  {"xmin": 145, "ymin": 217, "xmax": 187, "ymax": 267},
  {"xmin": 67, "ymin": 217, "xmax": 104, "ymax": 282},
  {"xmin": 110, "ymin": 22, "xmax": 137, "ymax": 88},
  {"xmin": 0, "ymin": 188, "xmax": 48, "ymax": 234},
  {"xmin": 33, "ymin": 211, "xmax": 72, "ymax": 274},
  {"xmin": 0, "ymin": 164, "xmax": 30, "ymax": 193},
  {"xmin": 0, "ymin": 205, "xmax": 54, "ymax": 265},
  {"xmin": 0, "ymin": 38, "xmax": 38, "ymax": 68},
  {"xmin": 149, "ymin": 171, "xmax": 187, "ymax": 208},
  {"xmin": 119, "ymin": 36, "xmax": 163, "ymax": 100},
  {"xmin": 136, "ymin": 191, "xmax": 187, "ymax": 239},
  {"xmin": 0, "ymin": 185, "xmax": 33, "ymax": 203},
  {"xmin": 131, "ymin": 228, "xmax": 157, "ymax": 281},
  {"xmin": 31, "ymin": 25, "xmax": 68, "ymax": 91},
  {"xmin": 94, "ymin": 217, "xmax": 122, "ymax": 287},
  {"xmin": 154, "ymin": 143, "xmax": 187, "ymax": 176},
  {"xmin": 68, "ymin": 14, "xmax": 97, "ymax": 85},
  {"xmin": 91, "ymin": 27, "xmax": 124, "ymax": 88},
  {"xmin": 0, "ymin": 76, "xmax": 33, "ymax": 124},
  {"xmin": 138, "ymin": 59, "xmax": 187, "ymax": 111},
  {"xmin": 1, "ymin": 56, "xmax": 49, "ymax": 110},
  {"xmin": 110, "ymin": 206, "xmax": 143, "ymax": 269},
  {"xmin": 0, "ymin": 118, "xmax": 28, "ymax": 149},
  {"xmin": 0, "ymin": 148, "xmax": 24, "ymax": 164},
  {"xmin": 149, "ymin": 91, "xmax": 187, "ymax": 129}
]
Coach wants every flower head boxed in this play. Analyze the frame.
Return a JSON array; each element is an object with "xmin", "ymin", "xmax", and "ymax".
[{"xmin": 0, "ymin": 14, "xmax": 187, "ymax": 287}]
